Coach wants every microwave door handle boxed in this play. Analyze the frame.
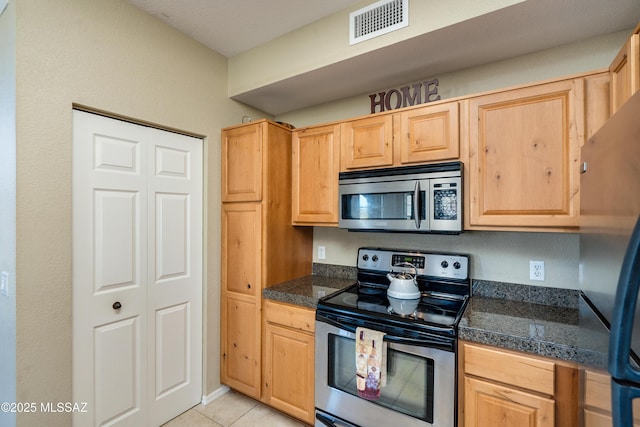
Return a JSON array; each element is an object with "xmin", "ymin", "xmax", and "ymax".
[{"xmin": 414, "ymin": 181, "xmax": 421, "ymax": 229}]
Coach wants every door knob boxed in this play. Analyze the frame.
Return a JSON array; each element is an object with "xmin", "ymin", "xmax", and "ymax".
[{"xmin": 112, "ymin": 301, "xmax": 122, "ymax": 310}]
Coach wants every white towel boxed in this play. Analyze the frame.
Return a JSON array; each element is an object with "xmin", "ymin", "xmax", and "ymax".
[{"xmin": 355, "ymin": 327, "xmax": 387, "ymax": 400}]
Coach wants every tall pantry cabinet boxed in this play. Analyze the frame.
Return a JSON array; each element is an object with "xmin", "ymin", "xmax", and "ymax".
[{"xmin": 220, "ymin": 120, "xmax": 312, "ymax": 398}]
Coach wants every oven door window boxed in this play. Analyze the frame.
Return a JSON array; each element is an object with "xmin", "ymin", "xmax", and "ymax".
[
  {"xmin": 327, "ymin": 334, "xmax": 434, "ymax": 423},
  {"xmin": 341, "ymin": 191, "xmax": 425, "ymax": 221}
]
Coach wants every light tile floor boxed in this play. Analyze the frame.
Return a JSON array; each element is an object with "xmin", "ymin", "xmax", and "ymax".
[{"xmin": 162, "ymin": 390, "xmax": 308, "ymax": 427}]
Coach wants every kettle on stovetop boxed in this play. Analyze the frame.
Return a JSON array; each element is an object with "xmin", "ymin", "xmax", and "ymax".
[{"xmin": 386, "ymin": 262, "xmax": 420, "ymax": 299}]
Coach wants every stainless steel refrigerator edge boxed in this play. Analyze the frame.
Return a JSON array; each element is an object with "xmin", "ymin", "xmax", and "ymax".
[{"xmin": 580, "ymin": 90, "xmax": 640, "ymax": 423}]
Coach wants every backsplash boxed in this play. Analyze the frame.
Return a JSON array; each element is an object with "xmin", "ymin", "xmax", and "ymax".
[
  {"xmin": 312, "ymin": 227, "xmax": 580, "ymax": 290},
  {"xmin": 472, "ymin": 280, "xmax": 580, "ymax": 308},
  {"xmin": 312, "ymin": 263, "xmax": 580, "ymax": 309},
  {"xmin": 312, "ymin": 263, "xmax": 357, "ymax": 280}
]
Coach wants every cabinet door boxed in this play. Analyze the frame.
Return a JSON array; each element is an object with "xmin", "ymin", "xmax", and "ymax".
[
  {"xmin": 222, "ymin": 122, "xmax": 263, "ymax": 202},
  {"xmin": 610, "ymin": 33, "xmax": 639, "ymax": 115},
  {"xmin": 399, "ymin": 102, "xmax": 459, "ymax": 164},
  {"xmin": 584, "ymin": 369, "xmax": 640, "ymax": 427},
  {"xmin": 466, "ymin": 79, "xmax": 584, "ymax": 228},
  {"xmin": 221, "ymin": 295, "xmax": 261, "ymax": 398},
  {"xmin": 263, "ymin": 322, "xmax": 315, "ymax": 424},
  {"xmin": 221, "ymin": 202, "xmax": 262, "ymax": 296},
  {"xmin": 341, "ymin": 114, "xmax": 394, "ymax": 170},
  {"xmin": 464, "ymin": 377, "xmax": 554, "ymax": 427},
  {"xmin": 292, "ymin": 124, "xmax": 341, "ymax": 225}
]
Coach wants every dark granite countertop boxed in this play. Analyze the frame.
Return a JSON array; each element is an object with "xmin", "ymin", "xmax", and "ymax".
[
  {"xmin": 263, "ymin": 265, "xmax": 610, "ymax": 369},
  {"xmin": 263, "ymin": 275, "xmax": 354, "ymax": 308},
  {"xmin": 459, "ymin": 280, "xmax": 610, "ymax": 369},
  {"xmin": 263, "ymin": 263, "xmax": 356, "ymax": 309}
]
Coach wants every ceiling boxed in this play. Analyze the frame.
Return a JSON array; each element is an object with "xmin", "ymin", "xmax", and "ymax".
[
  {"xmin": 128, "ymin": 0, "xmax": 362, "ymax": 58},
  {"xmin": 129, "ymin": 0, "xmax": 640, "ymax": 115}
]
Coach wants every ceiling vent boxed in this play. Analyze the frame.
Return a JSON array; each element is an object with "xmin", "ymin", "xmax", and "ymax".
[{"xmin": 350, "ymin": 0, "xmax": 409, "ymax": 45}]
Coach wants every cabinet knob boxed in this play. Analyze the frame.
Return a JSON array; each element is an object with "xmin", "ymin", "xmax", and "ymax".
[
  {"xmin": 247, "ymin": 283, "xmax": 252, "ymax": 289},
  {"xmin": 580, "ymin": 162, "xmax": 588, "ymax": 174},
  {"xmin": 112, "ymin": 301, "xmax": 122, "ymax": 310}
]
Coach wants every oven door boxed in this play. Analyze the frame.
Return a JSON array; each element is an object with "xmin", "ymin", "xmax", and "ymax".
[{"xmin": 315, "ymin": 319, "xmax": 456, "ymax": 427}]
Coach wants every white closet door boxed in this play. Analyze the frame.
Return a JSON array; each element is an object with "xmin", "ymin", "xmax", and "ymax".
[{"xmin": 72, "ymin": 110, "xmax": 202, "ymax": 426}]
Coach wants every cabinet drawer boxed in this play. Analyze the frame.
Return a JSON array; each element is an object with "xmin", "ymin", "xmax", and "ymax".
[
  {"xmin": 464, "ymin": 343, "xmax": 555, "ymax": 395},
  {"xmin": 264, "ymin": 300, "xmax": 315, "ymax": 333},
  {"xmin": 585, "ymin": 369, "xmax": 640, "ymax": 414},
  {"xmin": 585, "ymin": 370, "xmax": 612, "ymax": 411}
]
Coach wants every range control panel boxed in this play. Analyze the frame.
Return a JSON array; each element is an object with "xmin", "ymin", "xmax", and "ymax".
[{"xmin": 357, "ymin": 247, "xmax": 469, "ymax": 280}]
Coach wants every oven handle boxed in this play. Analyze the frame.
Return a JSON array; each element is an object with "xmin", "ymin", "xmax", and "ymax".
[
  {"xmin": 316, "ymin": 315, "xmax": 455, "ymax": 352},
  {"xmin": 316, "ymin": 412, "xmax": 355, "ymax": 427}
]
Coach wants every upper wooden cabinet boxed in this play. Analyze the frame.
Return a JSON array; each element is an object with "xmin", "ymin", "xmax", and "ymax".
[
  {"xmin": 610, "ymin": 24, "xmax": 640, "ymax": 115},
  {"xmin": 221, "ymin": 122, "xmax": 264, "ymax": 202},
  {"xmin": 585, "ymin": 73, "xmax": 611, "ymax": 140},
  {"xmin": 399, "ymin": 101, "xmax": 460, "ymax": 164},
  {"xmin": 292, "ymin": 124, "xmax": 341, "ymax": 226},
  {"xmin": 464, "ymin": 78, "xmax": 585, "ymax": 229},
  {"xmin": 341, "ymin": 114, "xmax": 394, "ymax": 170},
  {"xmin": 340, "ymin": 101, "xmax": 460, "ymax": 171}
]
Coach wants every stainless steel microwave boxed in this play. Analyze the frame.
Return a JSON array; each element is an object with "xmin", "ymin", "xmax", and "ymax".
[{"xmin": 338, "ymin": 162, "xmax": 462, "ymax": 233}]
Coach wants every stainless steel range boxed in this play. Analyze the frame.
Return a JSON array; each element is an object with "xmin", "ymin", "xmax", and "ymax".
[{"xmin": 315, "ymin": 248, "xmax": 470, "ymax": 427}]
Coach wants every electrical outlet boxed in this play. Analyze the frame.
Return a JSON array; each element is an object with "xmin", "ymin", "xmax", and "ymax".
[
  {"xmin": 530, "ymin": 261, "xmax": 545, "ymax": 281},
  {"xmin": 318, "ymin": 246, "xmax": 326, "ymax": 260},
  {"xmin": 1, "ymin": 271, "xmax": 8, "ymax": 296}
]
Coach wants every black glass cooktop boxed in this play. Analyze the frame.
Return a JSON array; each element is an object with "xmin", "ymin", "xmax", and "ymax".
[
  {"xmin": 317, "ymin": 248, "xmax": 471, "ymax": 338},
  {"xmin": 320, "ymin": 282, "xmax": 467, "ymax": 328}
]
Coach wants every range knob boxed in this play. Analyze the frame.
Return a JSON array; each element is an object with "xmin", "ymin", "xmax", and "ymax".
[
  {"xmin": 362, "ymin": 254, "xmax": 369, "ymax": 261},
  {"xmin": 441, "ymin": 260, "xmax": 449, "ymax": 268},
  {"xmin": 372, "ymin": 255, "xmax": 379, "ymax": 262},
  {"xmin": 453, "ymin": 261, "xmax": 461, "ymax": 269}
]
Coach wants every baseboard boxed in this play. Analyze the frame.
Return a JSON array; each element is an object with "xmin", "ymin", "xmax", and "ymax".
[{"xmin": 201, "ymin": 385, "xmax": 230, "ymax": 406}]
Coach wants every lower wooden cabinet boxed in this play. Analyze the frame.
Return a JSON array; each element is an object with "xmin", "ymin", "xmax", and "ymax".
[
  {"xmin": 461, "ymin": 342, "xmax": 578, "ymax": 427},
  {"xmin": 263, "ymin": 300, "xmax": 315, "ymax": 425},
  {"xmin": 465, "ymin": 376, "xmax": 555, "ymax": 427},
  {"xmin": 583, "ymin": 369, "xmax": 640, "ymax": 427},
  {"xmin": 221, "ymin": 294, "xmax": 261, "ymax": 398}
]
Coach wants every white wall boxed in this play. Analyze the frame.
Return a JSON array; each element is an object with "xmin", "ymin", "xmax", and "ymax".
[
  {"xmin": 14, "ymin": 1, "xmax": 268, "ymax": 425},
  {"xmin": 228, "ymin": 0, "xmax": 526, "ymax": 96},
  {"xmin": 313, "ymin": 228, "xmax": 579, "ymax": 289},
  {"xmin": 278, "ymin": 30, "xmax": 628, "ymax": 127},
  {"xmin": 0, "ymin": 1, "xmax": 17, "ymax": 426}
]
